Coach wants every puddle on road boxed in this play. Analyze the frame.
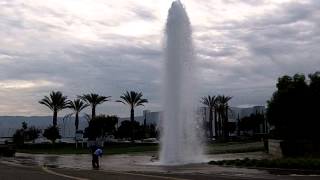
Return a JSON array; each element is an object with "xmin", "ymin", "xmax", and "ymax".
[
  {"xmin": 1, "ymin": 152, "xmax": 271, "ymax": 174},
  {"xmin": 2, "ymin": 152, "xmax": 317, "ymax": 177}
]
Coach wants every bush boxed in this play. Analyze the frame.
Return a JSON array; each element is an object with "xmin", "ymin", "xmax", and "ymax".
[
  {"xmin": 84, "ymin": 115, "xmax": 118, "ymax": 140},
  {"xmin": 13, "ymin": 129, "xmax": 25, "ymax": 145},
  {"xmin": 12, "ymin": 122, "xmax": 41, "ymax": 145},
  {"xmin": 209, "ymin": 158, "xmax": 320, "ymax": 170},
  {"xmin": 117, "ymin": 120, "xmax": 142, "ymax": 139},
  {"xmin": 25, "ymin": 126, "xmax": 41, "ymax": 142},
  {"xmin": 43, "ymin": 126, "xmax": 61, "ymax": 143}
]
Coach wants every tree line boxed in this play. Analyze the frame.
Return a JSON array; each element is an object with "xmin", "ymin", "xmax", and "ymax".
[{"xmin": 36, "ymin": 91, "xmax": 148, "ymax": 143}]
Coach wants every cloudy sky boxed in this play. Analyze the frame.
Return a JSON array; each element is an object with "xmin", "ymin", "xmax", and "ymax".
[{"xmin": 0, "ymin": 0, "xmax": 319, "ymax": 117}]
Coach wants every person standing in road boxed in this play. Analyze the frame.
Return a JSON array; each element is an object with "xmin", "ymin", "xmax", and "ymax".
[{"xmin": 92, "ymin": 146, "xmax": 103, "ymax": 169}]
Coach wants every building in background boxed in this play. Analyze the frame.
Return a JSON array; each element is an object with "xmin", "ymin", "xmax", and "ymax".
[
  {"xmin": 198, "ymin": 106, "xmax": 268, "ymax": 137},
  {"xmin": 119, "ymin": 110, "xmax": 162, "ymax": 126}
]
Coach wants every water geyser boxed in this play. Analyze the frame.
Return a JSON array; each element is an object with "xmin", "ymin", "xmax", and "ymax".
[{"xmin": 160, "ymin": 0, "xmax": 204, "ymax": 165}]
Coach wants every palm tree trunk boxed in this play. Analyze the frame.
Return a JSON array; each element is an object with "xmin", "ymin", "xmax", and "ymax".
[
  {"xmin": 130, "ymin": 107, "xmax": 135, "ymax": 142},
  {"xmin": 92, "ymin": 106, "xmax": 96, "ymax": 120},
  {"xmin": 143, "ymin": 114, "xmax": 147, "ymax": 139},
  {"xmin": 214, "ymin": 109, "xmax": 218, "ymax": 138},
  {"xmin": 237, "ymin": 114, "xmax": 240, "ymax": 136},
  {"xmin": 224, "ymin": 107, "xmax": 229, "ymax": 140},
  {"xmin": 75, "ymin": 113, "xmax": 79, "ymax": 131},
  {"xmin": 209, "ymin": 107, "xmax": 213, "ymax": 138},
  {"xmin": 53, "ymin": 110, "xmax": 58, "ymax": 127},
  {"xmin": 218, "ymin": 111, "xmax": 221, "ymax": 137},
  {"xmin": 219, "ymin": 111, "xmax": 223, "ymax": 138}
]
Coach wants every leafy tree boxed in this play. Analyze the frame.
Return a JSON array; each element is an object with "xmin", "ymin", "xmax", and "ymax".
[
  {"xmin": 239, "ymin": 113, "xmax": 265, "ymax": 135},
  {"xmin": 117, "ymin": 120, "xmax": 142, "ymax": 139},
  {"xmin": 13, "ymin": 122, "xmax": 41, "ymax": 144},
  {"xmin": 84, "ymin": 124, "xmax": 99, "ymax": 141},
  {"xmin": 228, "ymin": 122, "xmax": 237, "ymax": 134},
  {"xmin": 78, "ymin": 93, "xmax": 111, "ymax": 119},
  {"xmin": 201, "ymin": 95, "xmax": 217, "ymax": 138},
  {"xmin": 39, "ymin": 91, "xmax": 70, "ymax": 127},
  {"xmin": 101, "ymin": 115, "xmax": 118, "ymax": 135},
  {"xmin": 43, "ymin": 126, "xmax": 61, "ymax": 143},
  {"xmin": 22, "ymin": 122, "xmax": 28, "ymax": 130},
  {"xmin": 84, "ymin": 115, "xmax": 118, "ymax": 140},
  {"xmin": 67, "ymin": 99, "xmax": 89, "ymax": 131},
  {"xmin": 145, "ymin": 124, "xmax": 158, "ymax": 139},
  {"xmin": 309, "ymin": 72, "xmax": 320, "ymax": 135},
  {"xmin": 13, "ymin": 129, "xmax": 24, "ymax": 145},
  {"xmin": 267, "ymin": 72, "xmax": 320, "ymax": 140},
  {"xmin": 25, "ymin": 126, "xmax": 41, "ymax": 142},
  {"xmin": 117, "ymin": 91, "xmax": 148, "ymax": 142}
]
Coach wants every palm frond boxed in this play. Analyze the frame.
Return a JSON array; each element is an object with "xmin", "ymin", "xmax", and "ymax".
[
  {"xmin": 39, "ymin": 97, "xmax": 54, "ymax": 111},
  {"xmin": 39, "ymin": 91, "xmax": 69, "ymax": 112},
  {"xmin": 83, "ymin": 113, "xmax": 91, "ymax": 123},
  {"xmin": 117, "ymin": 91, "xmax": 148, "ymax": 108},
  {"xmin": 78, "ymin": 93, "xmax": 111, "ymax": 107},
  {"xmin": 115, "ymin": 100, "xmax": 126, "ymax": 104},
  {"xmin": 201, "ymin": 95, "xmax": 216, "ymax": 108},
  {"xmin": 63, "ymin": 113, "xmax": 74, "ymax": 120},
  {"xmin": 68, "ymin": 99, "xmax": 89, "ymax": 113}
]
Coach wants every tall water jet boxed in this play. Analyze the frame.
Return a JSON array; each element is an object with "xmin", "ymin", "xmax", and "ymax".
[{"xmin": 160, "ymin": 0, "xmax": 204, "ymax": 165}]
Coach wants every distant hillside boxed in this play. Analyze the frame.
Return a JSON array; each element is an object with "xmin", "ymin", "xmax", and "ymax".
[{"xmin": 0, "ymin": 116, "xmax": 88, "ymax": 137}]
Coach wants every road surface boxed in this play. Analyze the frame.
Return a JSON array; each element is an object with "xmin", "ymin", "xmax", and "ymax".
[{"xmin": 1, "ymin": 162, "xmax": 319, "ymax": 180}]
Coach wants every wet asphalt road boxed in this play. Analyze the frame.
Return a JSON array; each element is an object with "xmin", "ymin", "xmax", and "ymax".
[
  {"xmin": 0, "ymin": 163, "xmax": 70, "ymax": 180},
  {"xmin": 1, "ymin": 162, "xmax": 320, "ymax": 180}
]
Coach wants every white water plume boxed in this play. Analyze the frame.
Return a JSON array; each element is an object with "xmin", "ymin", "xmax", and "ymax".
[{"xmin": 160, "ymin": 0, "xmax": 204, "ymax": 165}]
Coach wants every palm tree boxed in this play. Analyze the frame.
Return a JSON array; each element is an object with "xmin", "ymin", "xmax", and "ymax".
[
  {"xmin": 201, "ymin": 95, "xmax": 217, "ymax": 138},
  {"xmin": 78, "ymin": 93, "xmax": 111, "ymax": 120},
  {"xmin": 217, "ymin": 95, "xmax": 232, "ymax": 140},
  {"xmin": 117, "ymin": 91, "xmax": 148, "ymax": 142},
  {"xmin": 39, "ymin": 91, "xmax": 70, "ymax": 127},
  {"xmin": 213, "ymin": 102, "xmax": 220, "ymax": 137},
  {"xmin": 215, "ymin": 102, "xmax": 224, "ymax": 137},
  {"xmin": 68, "ymin": 99, "xmax": 89, "ymax": 131}
]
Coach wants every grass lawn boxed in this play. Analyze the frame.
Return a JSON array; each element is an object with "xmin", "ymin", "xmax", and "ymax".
[{"xmin": 16, "ymin": 141, "xmax": 265, "ymax": 155}]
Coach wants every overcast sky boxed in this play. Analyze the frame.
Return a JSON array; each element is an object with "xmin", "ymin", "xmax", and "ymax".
[{"xmin": 0, "ymin": 0, "xmax": 319, "ymax": 117}]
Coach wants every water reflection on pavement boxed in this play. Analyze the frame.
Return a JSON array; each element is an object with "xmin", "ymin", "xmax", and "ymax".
[
  {"xmin": 2, "ymin": 152, "xmax": 320, "ymax": 180},
  {"xmin": 2, "ymin": 152, "xmax": 272, "ymax": 174}
]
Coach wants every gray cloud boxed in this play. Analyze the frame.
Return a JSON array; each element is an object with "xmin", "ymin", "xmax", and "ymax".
[
  {"xmin": 0, "ymin": 0, "xmax": 320, "ymax": 116},
  {"xmin": 193, "ymin": 0, "xmax": 320, "ymax": 106}
]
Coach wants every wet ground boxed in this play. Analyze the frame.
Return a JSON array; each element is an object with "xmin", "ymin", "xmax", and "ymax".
[
  {"xmin": 1, "ymin": 152, "xmax": 319, "ymax": 180},
  {"xmin": 2, "ymin": 152, "xmax": 270, "ymax": 172}
]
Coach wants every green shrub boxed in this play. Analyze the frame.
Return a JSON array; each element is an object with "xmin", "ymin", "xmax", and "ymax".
[
  {"xmin": 209, "ymin": 158, "xmax": 320, "ymax": 170},
  {"xmin": 43, "ymin": 126, "xmax": 61, "ymax": 143}
]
